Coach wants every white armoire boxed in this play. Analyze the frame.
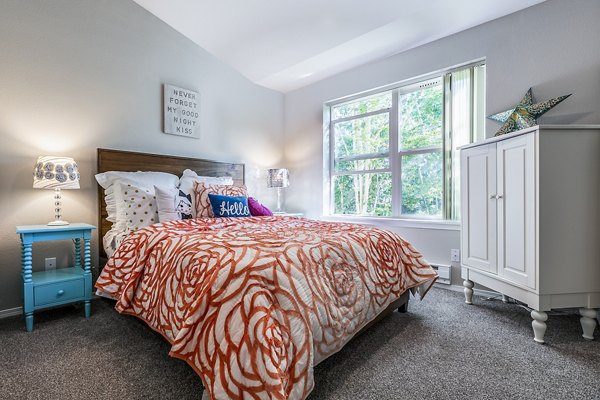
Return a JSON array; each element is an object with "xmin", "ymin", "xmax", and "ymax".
[{"xmin": 460, "ymin": 125, "xmax": 600, "ymax": 343}]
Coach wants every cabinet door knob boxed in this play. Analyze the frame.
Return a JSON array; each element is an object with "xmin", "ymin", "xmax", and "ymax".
[
  {"xmin": 497, "ymin": 194, "xmax": 503, "ymax": 199},
  {"xmin": 490, "ymin": 194, "xmax": 497, "ymax": 199},
  {"xmin": 57, "ymin": 289, "xmax": 65, "ymax": 296}
]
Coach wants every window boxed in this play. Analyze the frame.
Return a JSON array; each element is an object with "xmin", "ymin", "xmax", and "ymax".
[{"xmin": 325, "ymin": 62, "xmax": 485, "ymax": 220}]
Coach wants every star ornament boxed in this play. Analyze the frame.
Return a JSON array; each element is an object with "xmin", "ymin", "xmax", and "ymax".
[{"xmin": 488, "ymin": 88, "xmax": 571, "ymax": 136}]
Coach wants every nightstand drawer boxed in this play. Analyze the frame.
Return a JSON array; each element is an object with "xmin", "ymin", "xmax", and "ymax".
[{"xmin": 34, "ymin": 279, "xmax": 84, "ymax": 307}]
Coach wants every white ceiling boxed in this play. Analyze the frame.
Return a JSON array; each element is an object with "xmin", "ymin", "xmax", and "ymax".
[{"xmin": 133, "ymin": 0, "xmax": 545, "ymax": 93}]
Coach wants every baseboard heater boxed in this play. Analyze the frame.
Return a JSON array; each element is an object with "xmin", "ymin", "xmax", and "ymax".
[{"xmin": 430, "ymin": 263, "xmax": 451, "ymax": 285}]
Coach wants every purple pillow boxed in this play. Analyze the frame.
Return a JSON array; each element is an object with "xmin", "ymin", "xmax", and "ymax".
[{"xmin": 248, "ymin": 197, "xmax": 273, "ymax": 216}]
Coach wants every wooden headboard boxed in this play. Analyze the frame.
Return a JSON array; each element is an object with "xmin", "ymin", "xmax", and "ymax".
[{"xmin": 97, "ymin": 148, "xmax": 245, "ymax": 260}]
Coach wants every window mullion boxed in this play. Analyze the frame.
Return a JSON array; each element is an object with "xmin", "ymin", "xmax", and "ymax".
[
  {"xmin": 328, "ymin": 118, "xmax": 335, "ymax": 215},
  {"xmin": 399, "ymin": 146, "xmax": 442, "ymax": 156},
  {"xmin": 443, "ymin": 73, "xmax": 452, "ymax": 220},
  {"xmin": 390, "ymin": 89, "xmax": 401, "ymax": 217},
  {"xmin": 333, "ymin": 168, "xmax": 391, "ymax": 176},
  {"xmin": 331, "ymin": 107, "xmax": 391, "ymax": 124},
  {"xmin": 336, "ymin": 152, "xmax": 389, "ymax": 163}
]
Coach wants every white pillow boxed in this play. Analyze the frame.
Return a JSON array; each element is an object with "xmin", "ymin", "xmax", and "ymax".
[
  {"xmin": 103, "ymin": 185, "xmax": 118, "ymax": 223},
  {"xmin": 178, "ymin": 169, "xmax": 233, "ymax": 217},
  {"xmin": 154, "ymin": 186, "xmax": 178, "ymax": 222},
  {"xmin": 106, "ymin": 177, "xmax": 153, "ymax": 228},
  {"xmin": 96, "ymin": 171, "xmax": 179, "ymax": 190},
  {"xmin": 103, "ymin": 227, "xmax": 128, "ymax": 258},
  {"xmin": 119, "ymin": 182, "xmax": 159, "ymax": 232},
  {"xmin": 95, "ymin": 171, "xmax": 179, "ymax": 228}
]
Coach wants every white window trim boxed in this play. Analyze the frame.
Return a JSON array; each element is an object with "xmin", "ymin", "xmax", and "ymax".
[
  {"xmin": 323, "ymin": 59, "xmax": 485, "ymax": 227},
  {"xmin": 321, "ymin": 215, "xmax": 460, "ymax": 231}
]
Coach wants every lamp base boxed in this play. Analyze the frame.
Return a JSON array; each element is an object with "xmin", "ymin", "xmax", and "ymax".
[{"xmin": 48, "ymin": 220, "xmax": 69, "ymax": 226}]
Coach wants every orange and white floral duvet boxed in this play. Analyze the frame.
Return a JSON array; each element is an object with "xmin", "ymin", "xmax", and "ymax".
[{"xmin": 96, "ymin": 216, "xmax": 437, "ymax": 399}]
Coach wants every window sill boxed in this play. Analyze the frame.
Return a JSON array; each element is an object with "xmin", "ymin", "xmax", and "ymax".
[{"xmin": 321, "ymin": 215, "xmax": 461, "ymax": 231}]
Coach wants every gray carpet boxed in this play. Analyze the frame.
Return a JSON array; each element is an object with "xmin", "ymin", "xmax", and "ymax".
[{"xmin": 0, "ymin": 287, "xmax": 598, "ymax": 399}]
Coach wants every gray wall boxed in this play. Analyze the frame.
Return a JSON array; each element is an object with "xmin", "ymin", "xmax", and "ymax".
[
  {"xmin": 283, "ymin": 0, "xmax": 600, "ymax": 284},
  {"xmin": 0, "ymin": 0, "xmax": 284, "ymax": 312}
]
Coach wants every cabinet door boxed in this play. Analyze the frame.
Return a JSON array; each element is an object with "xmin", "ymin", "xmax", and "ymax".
[
  {"xmin": 461, "ymin": 143, "xmax": 497, "ymax": 273},
  {"xmin": 497, "ymin": 134, "xmax": 536, "ymax": 288}
]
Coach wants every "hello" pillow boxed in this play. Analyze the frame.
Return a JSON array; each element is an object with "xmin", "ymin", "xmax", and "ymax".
[{"xmin": 207, "ymin": 194, "xmax": 251, "ymax": 218}]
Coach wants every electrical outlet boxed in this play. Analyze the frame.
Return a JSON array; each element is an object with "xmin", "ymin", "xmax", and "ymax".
[
  {"xmin": 450, "ymin": 249, "xmax": 460, "ymax": 262},
  {"xmin": 45, "ymin": 257, "xmax": 56, "ymax": 271}
]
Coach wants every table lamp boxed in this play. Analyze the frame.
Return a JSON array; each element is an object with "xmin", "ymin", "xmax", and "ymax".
[
  {"xmin": 33, "ymin": 156, "xmax": 80, "ymax": 225},
  {"xmin": 267, "ymin": 168, "xmax": 289, "ymax": 213}
]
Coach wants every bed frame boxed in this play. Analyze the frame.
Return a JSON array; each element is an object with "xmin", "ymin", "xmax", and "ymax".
[
  {"xmin": 96, "ymin": 148, "xmax": 244, "ymax": 260},
  {"xmin": 354, "ymin": 291, "xmax": 409, "ymax": 339},
  {"xmin": 95, "ymin": 147, "xmax": 409, "ymax": 325}
]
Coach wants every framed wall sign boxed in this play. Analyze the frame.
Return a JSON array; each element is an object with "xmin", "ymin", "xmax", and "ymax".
[{"xmin": 163, "ymin": 84, "xmax": 200, "ymax": 139}]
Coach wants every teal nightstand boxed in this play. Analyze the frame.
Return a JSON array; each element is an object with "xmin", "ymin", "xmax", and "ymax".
[{"xmin": 16, "ymin": 223, "xmax": 96, "ymax": 332}]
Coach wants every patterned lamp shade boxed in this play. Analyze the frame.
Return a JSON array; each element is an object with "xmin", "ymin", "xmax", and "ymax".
[
  {"xmin": 266, "ymin": 168, "xmax": 289, "ymax": 188},
  {"xmin": 33, "ymin": 156, "xmax": 80, "ymax": 189}
]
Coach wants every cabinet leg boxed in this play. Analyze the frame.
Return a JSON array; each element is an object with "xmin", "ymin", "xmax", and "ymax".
[
  {"xmin": 463, "ymin": 279, "xmax": 474, "ymax": 304},
  {"xmin": 85, "ymin": 301, "xmax": 91, "ymax": 318},
  {"xmin": 531, "ymin": 310, "xmax": 548, "ymax": 344},
  {"xmin": 25, "ymin": 312, "xmax": 33, "ymax": 332},
  {"xmin": 579, "ymin": 308, "xmax": 597, "ymax": 340}
]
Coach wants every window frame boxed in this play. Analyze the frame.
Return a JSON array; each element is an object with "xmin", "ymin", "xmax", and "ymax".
[
  {"xmin": 331, "ymin": 106, "xmax": 392, "ymax": 178},
  {"xmin": 324, "ymin": 59, "xmax": 485, "ymax": 223},
  {"xmin": 329, "ymin": 93, "xmax": 393, "ymax": 217},
  {"xmin": 396, "ymin": 76, "xmax": 444, "ymax": 218}
]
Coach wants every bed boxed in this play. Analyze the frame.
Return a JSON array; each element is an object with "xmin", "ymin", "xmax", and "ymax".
[{"xmin": 95, "ymin": 148, "xmax": 437, "ymax": 400}]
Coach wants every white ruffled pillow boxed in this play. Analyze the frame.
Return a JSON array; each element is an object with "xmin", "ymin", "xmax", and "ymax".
[
  {"xmin": 95, "ymin": 171, "xmax": 179, "ymax": 230},
  {"xmin": 103, "ymin": 227, "xmax": 128, "ymax": 258}
]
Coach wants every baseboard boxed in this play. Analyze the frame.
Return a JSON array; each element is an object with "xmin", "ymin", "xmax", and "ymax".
[
  {"xmin": 0, "ymin": 298, "xmax": 105, "ymax": 320},
  {"xmin": 0, "ymin": 306, "xmax": 22, "ymax": 319},
  {"xmin": 435, "ymin": 283, "xmax": 498, "ymax": 299},
  {"xmin": 0, "ymin": 286, "xmax": 494, "ymax": 319}
]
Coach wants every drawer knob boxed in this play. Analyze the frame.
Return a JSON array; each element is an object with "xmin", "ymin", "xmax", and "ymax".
[{"xmin": 57, "ymin": 289, "xmax": 65, "ymax": 296}]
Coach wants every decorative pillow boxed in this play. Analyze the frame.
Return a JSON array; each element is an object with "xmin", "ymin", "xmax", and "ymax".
[
  {"xmin": 175, "ymin": 190, "xmax": 194, "ymax": 220},
  {"xmin": 248, "ymin": 197, "xmax": 273, "ymax": 216},
  {"xmin": 208, "ymin": 194, "xmax": 251, "ymax": 218},
  {"xmin": 193, "ymin": 181, "xmax": 248, "ymax": 217},
  {"xmin": 95, "ymin": 171, "xmax": 178, "ymax": 229},
  {"xmin": 118, "ymin": 182, "xmax": 159, "ymax": 232},
  {"xmin": 178, "ymin": 169, "xmax": 234, "ymax": 218},
  {"xmin": 154, "ymin": 186, "xmax": 194, "ymax": 222}
]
